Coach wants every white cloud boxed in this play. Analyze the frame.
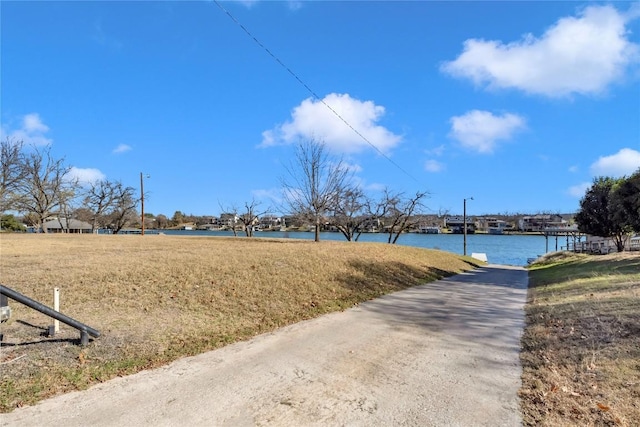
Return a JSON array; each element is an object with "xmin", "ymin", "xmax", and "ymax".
[
  {"xmin": 113, "ymin": 144, "xmax": 132, "ymax": 154},
  {"xmin": 425, "ymin": 159, "xmax": 445, "ymax": 173},
  {"xmin": 23, "ymin": 113, "xmax": 49, "ymax": 133},
  {"xmin": 568, "ymin": 165, "xmax": 579, "ymax": 173},
  {"xmin": 364, "ymin": 182, "xmax": 387, "ymax": 192},
  {"xmin": 426, "ymin": 144, "xmax": 446, "ymax": 157},
  {"xmin": 590, "ymin": 148, "xmax": 640, "ymax": 177},
  {"xmin": 567, "ymin": 182, "xmax": 591, "ymax": 198},
  {"xmin": 68, "ymin": 167, "xmax": 106, "ymax": 186},
  {"xmin": 448, "ymin": 110, "xmax": 526, "ymax": 153},
  {"xmin": 343, "ymin": 162, "xmax": 363, "ymax": 174},
  {"xmin": 261, "ymin": 93, "xmax": 402, "ymax": 154},
  {"xmin": 441, "ymin": 5, "xmax": 640, "ymax": 97},
  {"xmin": 1, "ymin": 113, "xmax": 52, "ymax": 146},
  {"xmin": 250, "ymin": 188, "xmax": 283, "ymax": 206}
]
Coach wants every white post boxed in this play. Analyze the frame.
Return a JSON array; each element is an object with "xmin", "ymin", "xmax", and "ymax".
[{"xmin": 54, "ymin": 288, "xmax": 60, "ymax": 333}]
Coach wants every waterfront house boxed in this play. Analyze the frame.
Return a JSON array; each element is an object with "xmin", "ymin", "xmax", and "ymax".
[
  {"xmin": 445, "ymin": 216, "xmax": 476, "ymax": 234},
  {"xmin": 361, "ymin": 217, "xmax": 382, "ymax": 233},
  {"xmin": 258, "ymin": 215, "xmax": 282, "ymax": 231},
  {"xmin": 198, "ymin": 223, "xmax": 225, "ymax": 231},
  {"xmin": 219, "ymin": 213, "xmax": 238, "ymax": 228},
  {"xmin": 518, "ymin": 214, "xmax": 566, "ymax": 232},
  {"xmin": 41, "ymin": 218, "xmax": 93, "ymax": 234},
  {"xmin": 476, "ymin": 217, "xmax": 510, "ymax": 234}
]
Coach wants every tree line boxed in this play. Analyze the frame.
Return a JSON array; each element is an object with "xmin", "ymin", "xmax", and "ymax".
[
  {"xmin": 10, "ymin": 136, "xmax": 635, "ymax": 249},
  {"xmin": 1, "ymin": 139, "xmax": 138, "ymax": 233},
  {"xmin": 1, "ymin": 138, "xmax": 430, "ymax": 241},
  {"xmin": 179, "ymin": 140, "xmax": 431, "ymax": 243},
  {"xmin": 575, "ymin": 171, "xmax": 640, "ymax": 252}
]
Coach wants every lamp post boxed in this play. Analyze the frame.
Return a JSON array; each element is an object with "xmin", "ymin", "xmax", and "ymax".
[
  {"xmin": 140, "ymin": 173, "xmax": 150, "ymax": 236},
  {"xmin": 463, "ymin": 197, "xmax": 474, "ymax": 256}
]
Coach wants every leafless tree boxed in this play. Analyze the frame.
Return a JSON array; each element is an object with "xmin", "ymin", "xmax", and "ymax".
[
  {"xmin": 218, "ymin": 202, "xmax": 240, "ymax": 236},
  {"xmin": 155, "ymin": 214, "xmax": 169, "ymax": 229},
  {"xmin": 329, "ymin": 187, "xmax": 370, "ymax": 241},
  {"xmin": 14, "ymin": 145, "xmax": 73, "ymax": 233},
  {"xmin": 105, "ymin": 183, "xmax": 137, "ymax": 234},
  {"xmin": 237, "ymin": 199, "xmax": 269, "ymax": 237},
  {"xmin": 73, "ymin": 207, "xmax": 94, "ymax": 224},
  {"xmin": 56, "ymin": 180, "xmax": 81, "ymax": 233},
  {"xmin": 281, "ymin": 139, "xmax": 352, "ymax": 242},
  {"xmin": 83, "ymin": 179, "xmax": 120, "ymax": 232},
  {"xmin": 0, "ymin": 138, "xmax": 26, "ymax": 213},
  {"xmin": 379, "ymin": 189, "xmax": 429, "ymax": 244}
]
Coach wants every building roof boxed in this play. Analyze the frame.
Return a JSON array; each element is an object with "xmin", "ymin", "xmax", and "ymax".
[{"xmin": 43, "ymin": 218, "xmax": 92, "ymax": 230}]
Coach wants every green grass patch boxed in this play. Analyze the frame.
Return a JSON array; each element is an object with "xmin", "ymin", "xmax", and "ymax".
[{"xmin": 520, "ymin": 252, "xmax": 640, "ymax": 426}]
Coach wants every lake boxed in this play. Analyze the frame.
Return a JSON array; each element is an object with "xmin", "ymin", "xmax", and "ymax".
[{"xmin": 160, "ymin": 229, "xmax": 556, "ymax": 266}]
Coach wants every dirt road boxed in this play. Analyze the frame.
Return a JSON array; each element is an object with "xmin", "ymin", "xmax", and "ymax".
[{"xmin": 1, "ymin": 265, "xmax": 528, "ymax": 426}]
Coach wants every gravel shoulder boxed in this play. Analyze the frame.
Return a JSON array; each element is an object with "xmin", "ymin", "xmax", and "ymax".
[{"xmin": 1, "ymin": 265, "xmax": 528, "ymax": 426}]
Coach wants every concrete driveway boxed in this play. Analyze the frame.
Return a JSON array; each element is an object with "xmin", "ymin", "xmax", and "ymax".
[{"xmin": 1, "ymin": 265, "xmax": 528, "ymax": 426}]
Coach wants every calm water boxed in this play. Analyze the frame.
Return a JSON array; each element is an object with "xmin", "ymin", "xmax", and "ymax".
[{"xmin": 160, "ymin": 230, "xmax": 552, "ymax": 266}]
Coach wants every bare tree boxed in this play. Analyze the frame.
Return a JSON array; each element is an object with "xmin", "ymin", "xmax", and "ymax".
[
  {"xmin": 155, "ymin": 214, "xmax": 169, "ymax": 229},
  {"xmin": 0, "ymin": 138, "xmax": 25, "ymax": 213},
  {"xmin": 105, "ymin": 183, "xmax": 137, "ymax": 234},
  {"xmin": 56, "ymin": 180, "xmax": 81, "ymax": 233},
  {"xmin": 281, "ymin": 139, "xmax": 352, "ymax": 242},
  {"xmin": 218, "ymin": 201, "xmax": 240, "ymax": 236},
  {"xmin": 237, "ymin": 199, "xmax": 269, "ymax": 237},
  {"xmin": 83, "ymin": 179, "xmax": 120, "ymax": 232},
  {"xmin": 14, "ymin": 145, "xmax": 72, "ymax": 233},
  {"xmin": 379, "ymin": 189, "xmax": 429, "ymax": 244},
  {"xmin": 329, "ymin": 187, "xmax": 370, "ymax": 241}
]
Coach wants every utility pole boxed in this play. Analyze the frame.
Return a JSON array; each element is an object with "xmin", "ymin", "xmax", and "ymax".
[
  {"xmin": 140, "ymin": 173, "xmax": 150, "ymax": 236},
  {"xmin": 463, "ymin": 197, "xmax": 474, "ymax": 256}
]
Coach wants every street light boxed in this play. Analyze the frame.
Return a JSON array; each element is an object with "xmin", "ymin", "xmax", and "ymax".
[
  {"xmin": 463, "ymin": 197, "xmax": 474, "ymax": 256},
  {"xmin": 140, "ymin": 172, "xmax": 150, "ymax": 236}
]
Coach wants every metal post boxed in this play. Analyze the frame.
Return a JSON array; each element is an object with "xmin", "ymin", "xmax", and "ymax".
[
  {"xmin": 53, "ymin": 288, "xmax": 60, "ymax": 333},
  {"xmin": 140, "ymin": 172, "xmax": 145, "ymax": 236},
  {"xmin": 463, "ymin": 197, "xmax": 473, "ymax": 256},
  {"xmin": 0, "ymin": 284, "xmax": 100, "ymax": 341},
  {"xmin": 463, "ymin": 199, "xmax": 467, "ymax": 256}
]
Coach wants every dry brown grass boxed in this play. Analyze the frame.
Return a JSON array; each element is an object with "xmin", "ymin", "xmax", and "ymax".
[
  {"xmin": 0, "ymin": 233, "xmax": 479, "ymax": 412},
  {"xmin": 520, "ymin": 252, "xmax": 640, "ymax": 426}
]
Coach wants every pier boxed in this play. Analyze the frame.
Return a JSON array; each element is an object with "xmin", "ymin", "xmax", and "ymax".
[{"xmin": 541, "ymin": 227, "xmax": 585, "ymax": 253}]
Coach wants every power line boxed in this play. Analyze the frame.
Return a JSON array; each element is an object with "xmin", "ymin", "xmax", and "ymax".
[{"xmin": 212, "ymin": 0, "xmax": 420, "ymax": 184}]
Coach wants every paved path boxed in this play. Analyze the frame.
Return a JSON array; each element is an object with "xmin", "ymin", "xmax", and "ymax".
[{"xmin": 1, "ymin": 265, "xmax": 528, "ymax": 426}]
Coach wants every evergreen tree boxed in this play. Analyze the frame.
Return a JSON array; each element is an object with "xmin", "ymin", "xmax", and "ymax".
[{"xmin": 575, "ymin": 177, "xmax": 630, "ymax": 252}]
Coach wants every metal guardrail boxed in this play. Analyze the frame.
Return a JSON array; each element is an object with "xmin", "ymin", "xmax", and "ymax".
[{"xmin": 0, "ymin": 284, "xmax": 100, "ymax": 345}]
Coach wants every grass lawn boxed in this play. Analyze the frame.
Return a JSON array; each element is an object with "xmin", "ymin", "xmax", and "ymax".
[
  {"xmin": 0, "ymin": 233, "xmax": 480, "ymax": 412},
  {"xmin": 520, "ymin": 251, "xmax": 640, "ymax": 426}
]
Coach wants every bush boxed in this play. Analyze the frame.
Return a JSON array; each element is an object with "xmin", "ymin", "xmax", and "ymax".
[{"xmin": 0, "ymin": 215, "xmax": 26, "ymax": 232}]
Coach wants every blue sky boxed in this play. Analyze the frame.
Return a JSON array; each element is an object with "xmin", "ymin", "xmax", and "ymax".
[{"xmin": 2, "ymin": 1, "xmax": 639, "ymax": 217}]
